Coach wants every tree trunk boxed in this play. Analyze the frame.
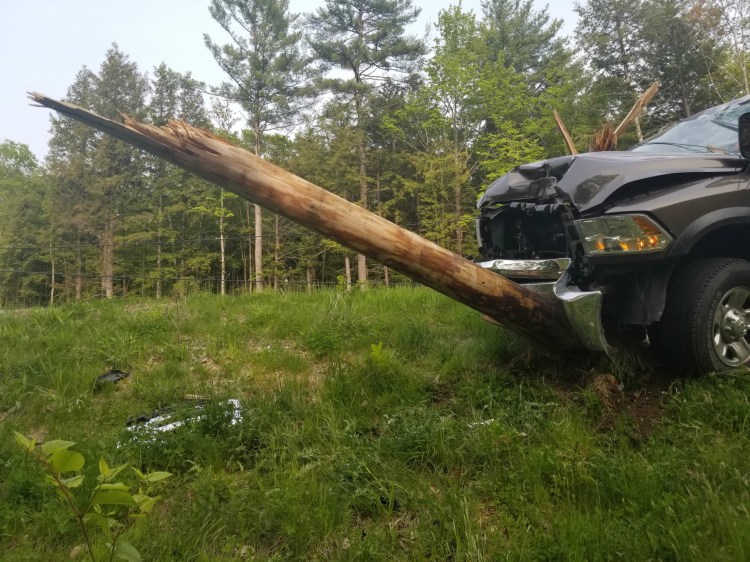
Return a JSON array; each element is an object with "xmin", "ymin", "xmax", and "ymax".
[
  {"xmin": 274, "ymin": 214, "xmax": 280, "ymax": 292},
  {"xmin": 101, "ymin": 213, "xmax": 115, "ymax": 299},
  {"xmin": 33, "ymin": 94, "xmax": 585, "ymax": 349},
  {"xmin": 49, "ymin": 243, "xmax": 55, "ymax": 306},
  {"xmin": 254, "ymin": 204, "xmax": 264, "ymax": 292},
  {"xmin": 156, "ymin": 194, "xmax": 163, "ymax": 299},
  {"xmin": 253, "ymin": 133, "xmax": 264, "ymax": 293},
  {"xmin": 616, "ymin": 18, "xmax": 644, "ymax": 143},
  {"xmin": 244, "ymin": 202, "xmax": 253, "ymax": 292},
  {"xmin": 344, "ymin": 254, "xmax": 352, "ymax": 292},
  {"xmin": 355, "ymin": 93, "xmax": 368, "ymax": 287},
  {"xmin": 454, "ymin": 167, "xmax": 463, "ymax": 255},
  {"xmin": 220, "ymin": 189, "xmax": 226, "ymax": 296},
  {"xmin": 75, "ymin": 230, "xmax": 82, "ymax": 300}
]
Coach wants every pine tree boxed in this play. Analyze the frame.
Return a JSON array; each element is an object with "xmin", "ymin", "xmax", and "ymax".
[
  {"xmin": 308, "ymin": 0, "xmax": 424, "ymax": 285},
  {"xmin": 576, "ymin": 0, "xmax": 654, "ymax": 138},
  {"xmin": 205, "ymin": 0, "xmax": 310, "ymax": 292},
  {"xmin": 46, "ymin": 46, "xmax": 148, "ymax": 299},
  {"xmin": 136, "ymin": 64, "xmax": 213, "ymax": 297},
  {"xmin": 482, "ymin": 0, "xmax": 568, "ymax": 84}
]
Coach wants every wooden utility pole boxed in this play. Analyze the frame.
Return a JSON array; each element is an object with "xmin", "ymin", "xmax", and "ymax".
[{"xmin": 30, "ymin": 93, "xmax": 584, "ymax": 349}]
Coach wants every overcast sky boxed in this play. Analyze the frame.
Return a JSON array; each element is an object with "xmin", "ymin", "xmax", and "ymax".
[{"xmin": 1, "ymin": 0, "xmax": 577, "ymax": 160}]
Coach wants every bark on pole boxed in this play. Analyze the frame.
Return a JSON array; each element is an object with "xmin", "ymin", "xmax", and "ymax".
[{"xmin": 30, "ymin": 92, "xmax": 582, "ymax": 349}]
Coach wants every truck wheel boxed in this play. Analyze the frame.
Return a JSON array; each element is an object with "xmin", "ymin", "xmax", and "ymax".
[{"xmin": 655, "ymin": 258, "xmax": 750, "ymax": 376}]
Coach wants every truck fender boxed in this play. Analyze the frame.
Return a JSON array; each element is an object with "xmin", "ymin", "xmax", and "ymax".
[{"xmin": 669, "ymin": 207, "xmax": 750, "ymax": 257}]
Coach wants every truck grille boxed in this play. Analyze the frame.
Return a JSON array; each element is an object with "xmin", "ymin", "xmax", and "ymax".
[{"xmin": 477, "ymin": 203, "xmax": 569, "ymax": 261}]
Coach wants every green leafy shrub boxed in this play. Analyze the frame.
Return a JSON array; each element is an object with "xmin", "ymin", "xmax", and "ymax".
[{"xmin": 14, "ymin": 432, "xmax": 171, "ymax": 562}]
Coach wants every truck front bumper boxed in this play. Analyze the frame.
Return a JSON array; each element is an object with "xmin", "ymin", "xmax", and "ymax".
[{"xmin": 477, "ymin": 259, "xmax": 609, "ymax": 353}]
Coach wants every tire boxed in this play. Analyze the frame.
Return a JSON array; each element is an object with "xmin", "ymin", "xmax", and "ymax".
[{"xmin": 654, "ymin": 257, "xmax": 750, "ymax": 376}]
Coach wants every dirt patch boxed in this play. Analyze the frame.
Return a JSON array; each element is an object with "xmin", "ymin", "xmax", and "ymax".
[
  {"xmin": 596, "ymin": 375, "xmax": 668, "ymax": 438},
  {"xmin": 558, "ymin": 371, "xmax": 671, "ymax": 439}
]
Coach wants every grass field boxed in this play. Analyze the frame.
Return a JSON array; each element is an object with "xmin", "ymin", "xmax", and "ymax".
[{"xmin": 1, "ymin": 287, "xmax": 749, "ymax": 561}]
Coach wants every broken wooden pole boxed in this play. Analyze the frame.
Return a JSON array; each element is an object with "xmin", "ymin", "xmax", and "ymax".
[
  {"xmin": 554, "ymin": 109, "xmax": 578, "ymax": 155},
  {"xmin": 30, "ymin": 92, "xmax": 583, "ymax": 349},
  {"xmin": 613, "ymin": 81, "xmax": 660, "ymax": 139}
]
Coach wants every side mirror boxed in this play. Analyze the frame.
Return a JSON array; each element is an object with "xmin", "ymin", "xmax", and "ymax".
[{"xmin": 739, "ymin": 112, "xmax": 750, "ymax": 158}]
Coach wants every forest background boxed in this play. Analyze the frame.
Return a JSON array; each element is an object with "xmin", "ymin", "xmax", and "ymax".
[{"xmin": 2, "ymin": 0, "xmax": 749, "ymax": 306}]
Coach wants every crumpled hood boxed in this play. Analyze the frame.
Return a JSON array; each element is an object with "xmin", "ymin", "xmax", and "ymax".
[{"xmin": 478, "ymin": 151, "xmax": 746, "ymax": 213}]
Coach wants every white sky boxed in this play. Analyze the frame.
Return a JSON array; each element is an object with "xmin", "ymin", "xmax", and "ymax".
[{"xmin": 1, "ymin": 0, "xmax": 577, "ymax": 160}]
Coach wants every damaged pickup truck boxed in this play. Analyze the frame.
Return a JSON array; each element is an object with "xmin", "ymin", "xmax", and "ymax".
[{"xmin": 476, "ymin": 97, "xmax": 750, "ymax": 376}]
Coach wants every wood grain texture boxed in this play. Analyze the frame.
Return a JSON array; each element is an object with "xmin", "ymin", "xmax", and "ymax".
[{"xmin": 29, "ymin": 92, "xmax": 583, "ymax": 349}]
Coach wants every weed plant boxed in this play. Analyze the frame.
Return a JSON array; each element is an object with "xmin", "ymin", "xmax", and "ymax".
[{"xmin": 1, "ymin": 288, "xmax": 749, "ymax": 560}]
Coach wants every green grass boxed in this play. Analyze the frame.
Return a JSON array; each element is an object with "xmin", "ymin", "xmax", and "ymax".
[{"xmin": 1, "ymin": 287, "xmax": 749, "ymax": 561}]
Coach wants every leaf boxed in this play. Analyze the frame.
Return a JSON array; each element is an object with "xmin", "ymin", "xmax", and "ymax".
[
  {"xmin": 50, "ymin": 450, "xmax": 85, "ymax": 473},
  {"xmin": 131, "ymin": 467, "xmax": 145, "ymax": 481},
  {"xmin": 83, "ymin": 511, "xmax": 111, "ymax": 533},
  {"xmin": 99, "ymin": 463, "xmax": 127, "ymax": 483},
  {"xmin": 13, "ymin": 431, "xmax": 31, "ymax": 451},
  {"xmin": 92, "ymin": 490, "xmax": 137, "ymax": 507},
  {"xmin": 41, "ymin": 439, "xmax": 76, "ymax": 456},
  {"xmin": 113, "ymin": 540, "xmax": 142, "ymax": 562},
  {"xmin": 99, "ymin": 458, "xmax": 110, "ymax": 478},
  {"xmin": 136, "ymin": 495, "xmax": 159, "ymax": 513},
  {"xmin": 99, "ymin": 482, "xmax": 129, "ymax": 491},
  {"xmin": 62, "ymin": 474, "xmax": 85, "ymax": 489},
  {"xmin": 144, "ymin": 471, "xmax": 172, "ymax": 483},
  {"xmin": 44, "ymin": 474, "xmax": 60, "ymax": 488}
]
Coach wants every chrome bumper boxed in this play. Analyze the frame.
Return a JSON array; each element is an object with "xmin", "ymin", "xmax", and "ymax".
[
  {"xmin": 477, "ymin": 258, "xmax": 571, "ymax": 280},
  {"xmin": 479, "ymin": 259, "xmax": 609, "ymax": 353}
]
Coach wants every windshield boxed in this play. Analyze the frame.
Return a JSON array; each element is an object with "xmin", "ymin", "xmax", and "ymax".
[{"xmin": 631, "ymin": 96, "xmax": 750, "ymax": 154}]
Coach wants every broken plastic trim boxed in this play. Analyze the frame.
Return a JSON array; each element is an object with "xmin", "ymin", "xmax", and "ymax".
[
  {"xmin": 95, "ymin": 369, "xmax": 130, "ymax": 389},
  {"xmin": 125, "ymin": 399, "xmax": 242, "ymax": 442}
]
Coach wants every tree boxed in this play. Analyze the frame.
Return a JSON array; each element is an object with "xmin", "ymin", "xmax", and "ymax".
[
  {"xmin": 47, "ymin": 45, "xmax": 149, "ymax": 299},
  {"xmin": 575, "ymin": 0, "xmax": 648, "ymax": 138},
  {"xmin": 387, "ymin": 7, "xmax": 483, "ymax": 253},
  {"xmin": 640, "ymin": 0, "xmax": 722, "ymax": 123},
  {"xmin": 481, "ymin": 0, "xmax": 581, "ymax": 157},
  {"xmin": 46, "ymin": 67, "xmax": 99, "ymax": 300},
  {"xmin": 482, "ymin": 0, "xmax": 568, "ymax": 86},
  {"xmin": 692, "ymin": 0, "xmax": 750, "ymax": 100},
  {"xmin": 0, "ymin": 141, "xmax": 38, "ymax": 179},
  {"xmin": 205, "ymin": 0, "xmax": 310, "ymax": 292},
  {"xmin": 288, "ymin": 103, "xmax": 362, "ymax": 286},
  {"xmin": 308, "ymin": 0, "xmax": 424, "ymax": 285},
  {"xmin": 90, "ymin": 46, "xmax": 149, "ymax": 298},
  {"xmin": 0, "ymin": 141, "xmax": 49, "ymax": 306},
  {"xmin": 142, "ymin": 64, "xmax": 212, "ymax": 297}
]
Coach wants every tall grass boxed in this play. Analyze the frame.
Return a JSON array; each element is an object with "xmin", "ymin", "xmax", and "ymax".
[{"xmin": 1, "ymin": 288, "xmax": 748, "ymax": 560}]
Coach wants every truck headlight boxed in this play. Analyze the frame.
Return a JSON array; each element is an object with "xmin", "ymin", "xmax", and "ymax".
[{"xmin": 574, "ymin": 214, "xmax": 673, "ymax": 256}]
